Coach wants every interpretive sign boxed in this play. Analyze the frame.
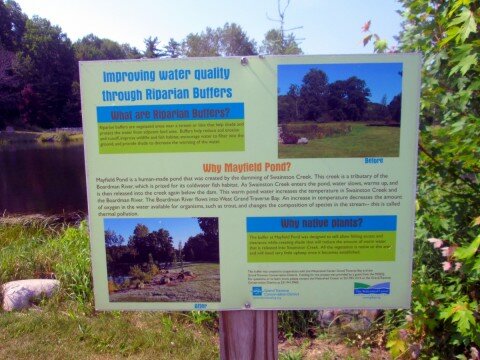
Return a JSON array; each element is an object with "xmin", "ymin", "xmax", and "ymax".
[{"xmin": 80, "ymin": 54, "xmax": 421, "ymax": 311}]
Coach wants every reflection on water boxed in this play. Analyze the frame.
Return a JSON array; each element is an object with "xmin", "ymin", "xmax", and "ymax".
[{"xmin": 0, "ymin": 143, "xmax": 87, "ymax": 214}]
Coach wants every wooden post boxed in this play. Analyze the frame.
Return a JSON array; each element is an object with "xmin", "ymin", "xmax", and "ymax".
[{"xmin": 219, "ymin": 310, "xmax": 278, "ymax": 360}]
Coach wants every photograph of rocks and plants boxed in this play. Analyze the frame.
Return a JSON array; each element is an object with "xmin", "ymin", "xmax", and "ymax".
[{"xmin": 105, "ymin": 217, "xmax": 221, "ymax": 304}]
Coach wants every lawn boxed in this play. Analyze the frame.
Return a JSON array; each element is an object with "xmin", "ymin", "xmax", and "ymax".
[
  {"xmin": 109, "ymin": 263, "xmax": 221, "ymax": 303},
  {"xmin": 279, "ymin": 122, "xmax": 400, "ymax": 158}
]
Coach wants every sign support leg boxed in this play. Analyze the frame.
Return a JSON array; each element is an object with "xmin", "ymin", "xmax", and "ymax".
[{"xmin": 219, "ymin": 310, "xmax": 278, "ymax": 359}]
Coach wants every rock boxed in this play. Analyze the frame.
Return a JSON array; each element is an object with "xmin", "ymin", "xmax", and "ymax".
[
  {"xmin": 297, "ymin": 137, "xmax": 308, "ymax": 144},
  {"xmin": 317, "ymin": 309, "xmax": 382, "ymax": 330},
  {"xmin": 159, "ymin": 276, "xmax": 170, "ymax": 285},
  {"xmin": 2, "ymin": 279, "xmax": 60, "ymax": 311},
  {"xmin": 360, "ymin": 309, "xmax": 381, "ymax": 324},
  {"xmin": 183, "ymin": 271, "xmax": 193, "ymax": 277},
  {"xmin": 317, "ymin": 310, "xmax": 337, "ymax": 328}
]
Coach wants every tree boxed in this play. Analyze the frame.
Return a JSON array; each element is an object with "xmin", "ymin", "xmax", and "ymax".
[
  {"xmin": 105, "ymin": 229, "xmax": 125, "ymax": 247},
  {"xmin": 218, "ymin": 22, "xmax": 257, "ymax": 56},
  {"xmin": 164, "ymin": 38, "xmax": 181, "ymax": 58},
  {"xmin": 74, "ymin": 34, "xmax": 127, "ymax": 61},
  {"xmin": 127, "ymin": 223, "xmax": 149, "ymax": 260},
  {"xmin": 127, "ymin": 224, "xmax": 174, "ymax": 265},
  {"xmin": 133, "ymin": 223, "xmax": 149, "ymax": 238},
  {"xmin": 0, "ymin": 0, "xmax": 27, "ymax": 125},
  {"xmin": 364, "ymin": 102, "xmax": 389, "ymax": 122},
  {"xmin": 260, "ymin": 0, "xmax": 302, "ymax": 55},
  {"xmin": 278, "ymin": 84, "xmax": 302, "ymax": 123},
  {"xmin": 299, "ymin": 69, "xmax": 329, "ymax": 121},
  {"xmin": 182, "ymin": 28, "xmax": 219, "ymax": 57},
  {"xmin": 260, "ymin": 29, "xmax": 302, "ymax": 55},
  {"xmin": 197, "ymin": 217, "xmax": 219, "ymax": 262},
  {"xmin": 329, "ymin": 76, "xmax": 371, "ymax": 121},
  {"xmin": 286, "ymin": 84, "xmax": 301, "ymax": 120},
  {"xmin": 182, "ymin": 23, "xmax": 257, "ymax": 57},
  {"xmin": 143, "ymin": 36, "xmax": 164, "ymax": 58},
  {"xmin": 121, "ymin": 43, "xmax": 142, "ymax": 59},
  {"xmin": 178, "ymin": 242, "xmax": 184, "ymax": 271},
  {"xmin": 183, "ymin": 233, "xmax": 208, "ymax": 261},
  {"xmin": 325, "ymin": 80, "xmax": 348, "ymax": 121},
  {"xmin": 387, "ymin": 94, "xmax": 401, "ymax": 123},
  {"xmin": 18, "ymin": 83, "xmax": 40, "ymax": 126},
  {"xmin": 0, "ymin": 0, "xmax": 27, "ymax": 51},
  {"xmin": 15, "ymin": 16, "xmax": 76, "ymax": 128},
  {"xmin": 0, "ymin": 45, "xmax": 20, "ymax": 125},
  {"xmin": 148, "ymin": 229, "xmax": 174, "ymax": 264}
]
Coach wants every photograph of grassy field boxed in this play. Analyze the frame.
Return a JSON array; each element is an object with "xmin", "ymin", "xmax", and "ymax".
[
  {"xmin": 277, "ymin": 62, "xmax": 403, "ymax": 158},
  {"xmin": 104, "ymin": 217, "xmax": 220, "ymax": 303},
  {"xmin": 279, "ymin": 122, "xmax": 400, "ymax": 158}
]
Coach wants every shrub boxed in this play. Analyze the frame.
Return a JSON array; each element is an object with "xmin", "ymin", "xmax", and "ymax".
[
  {"xmin": 53, "ymin": 131, "xmax": 70, "ymax": 143},
  {"xmin": 316, "ymin": 123, "xmax": 352, "ymax": 139},
  {"xmin": 129, "ymin": 265, "xmax": 152, "ymax": 283},
  {"xmin": 108, "ymin": 280, "xmax": 118, "ymax": 294},
  {"xmin": 280, "ymin": 125, "xmax": 300, "ymax": 144},
  {"xmin": 278, "ymin": 310, "xmax": 319, "ymax": 338},
  {"xmin": 37, "ymin": 133, "xmax": 55, "ymax": 143},
  {"xmin": 386, "ymin": 234, "xmax": 480, "ymax": 359},
  {"xmin": 292, "ymin": 124, "xmax": 318, "ymax": 138},
  {"xmin": 280, "ymin": 122, "xmax": 353, "ymax": 143},
  {"xmin": 281, "ymin": 133, "xmax": 300, "ymax": 144},
  {"xmin": 377, "ymin": 0, "xmax": 480, "ymax": 358},
  {"xmin": 149, "ymin": 264, "xmax": 160, "ymax": 277}
]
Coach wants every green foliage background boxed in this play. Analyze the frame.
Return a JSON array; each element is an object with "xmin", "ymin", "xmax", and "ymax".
[{"xmin": 363, "ymin": 1, "xmax": 480, "ymax": 358}]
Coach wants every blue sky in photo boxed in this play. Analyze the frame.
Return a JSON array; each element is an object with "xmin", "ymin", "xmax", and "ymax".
[
  {"xmin": 278, "ymin": 63, "xmax": 403, "ymax": 103},
  {"xmin": 104, "ymin": 217, "xmax": 202, "ymax": 247}
]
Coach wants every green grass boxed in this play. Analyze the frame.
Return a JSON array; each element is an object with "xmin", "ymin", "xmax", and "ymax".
[
  {"xmin": 0, "ymin": 311, "xmax": 218, "ymax": 359},
  {"xmin": 279, "ymin": 122, "xmax": 400, "ymax": 158},
  {"xmin": 110, "ymin": 263, "xmax": 221, "ymax": 303},
  {"xmin": 0, "ymin": 218, "xmax": 92, "ymax": 311},
  {"xmin": 0, "ymin": 218, "xmax": 218, "ymax": 359},
  {"xmin": 279, "ymin": 310, "xmax": 319, "ymax": 339}
]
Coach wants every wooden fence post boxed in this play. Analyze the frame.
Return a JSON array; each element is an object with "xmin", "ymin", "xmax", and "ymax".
[{"xmin": 219, "ymin": 310, "xmax": 278, "ymax": 360}]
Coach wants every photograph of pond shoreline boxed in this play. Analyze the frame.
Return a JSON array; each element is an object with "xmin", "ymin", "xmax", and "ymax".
[
  {"xmin": 277, "ymin": 62, "xmax": 403, "ymax": 159},
  {"xmin": 104, "ymin": 217, "xmax": 220, "ymax": 303}
]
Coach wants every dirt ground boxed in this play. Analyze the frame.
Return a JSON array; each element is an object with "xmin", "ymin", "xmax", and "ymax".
[{"xmin": 279, "ymin": 337, "xmax": 391, "ymax": 359}]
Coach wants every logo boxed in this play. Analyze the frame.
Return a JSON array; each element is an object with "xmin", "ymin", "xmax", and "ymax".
[
  {"xmin": 252, "ymin": 286, "xmax": 263, "ymax": 296},
  {"xmin": 194, "ymin": 303, "xmax": 207, "ymax": 309},
  {"xmin": 354, "ymin": 282, "xmax": 390, "ymax": 295}
]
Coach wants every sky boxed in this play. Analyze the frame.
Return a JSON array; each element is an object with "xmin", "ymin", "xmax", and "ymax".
[
  {"xmin": 14, "ymin": 0, "xmax": 402, "ymax": 55},
  {"xmin": 278, "ymin": 62, "xmax": 403, "ymax": 103},
  {"xmin": 104, "ymin": 217, "xmax": 202, "ymax": 247}
]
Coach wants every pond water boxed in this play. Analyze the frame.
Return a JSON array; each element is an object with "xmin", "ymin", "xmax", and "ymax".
[{"xmin": 0, "ymin": 143, "xmax": 87, "ymax": 214}]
